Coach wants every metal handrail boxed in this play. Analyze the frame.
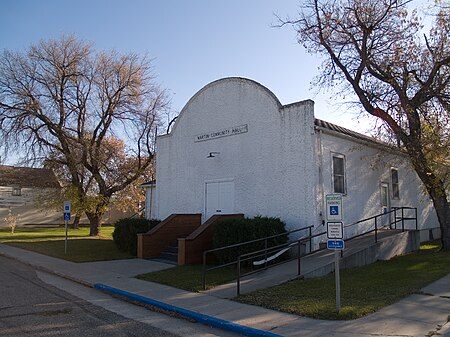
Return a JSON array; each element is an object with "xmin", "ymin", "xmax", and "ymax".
[
  {"xmin": 235, "ymin": 230, "xmax": 331, "ymax": 295},
  {"xmin": 202, "ymin": 207, "xmax": 418, "ymax": 295},
  {"xmin": 343, "ymin": 207, "xmax": 418, "ymax": 243},
  {"xmin": 234, "ymin": 206, "xmax": 418, "ymax": 295},
  {"xmin": 201, "ymin": 225, "xmax": 313, "ymax": 290}
]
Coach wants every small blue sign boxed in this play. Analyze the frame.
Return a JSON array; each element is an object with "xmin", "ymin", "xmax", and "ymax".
[
  {"xmin": 330, "ymin": 206, "xmax": 339, "ymax": 215},
  {"xmin": 64, "ymin": 212, "xmax": 71, "ymax": 221},
  {"xmin": 327, "ymin": 239, "xmax": 345, "ymax": 250}
]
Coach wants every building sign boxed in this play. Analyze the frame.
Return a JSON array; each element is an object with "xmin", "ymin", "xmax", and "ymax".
[{"xmin": 194, "ymin": 124, "xmax": 248, "ymax": 142}]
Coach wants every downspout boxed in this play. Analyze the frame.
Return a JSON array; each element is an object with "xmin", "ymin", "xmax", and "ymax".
[{"xmin": 317, "ymin": 129, "xmax": 325, "ymax": 225}]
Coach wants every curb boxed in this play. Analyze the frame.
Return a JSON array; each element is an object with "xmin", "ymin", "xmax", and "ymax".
[{"xmin": 94, "ymin": 283, "xmax": 283, "ymax": 337}]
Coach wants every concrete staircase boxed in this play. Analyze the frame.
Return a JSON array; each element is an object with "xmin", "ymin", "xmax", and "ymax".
[{"xmin": 158, "ymin": 239, "xmax": 181, "ymax": 264}]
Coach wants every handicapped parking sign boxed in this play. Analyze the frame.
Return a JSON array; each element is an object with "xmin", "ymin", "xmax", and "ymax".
[
  {"xmin": 330, "ymin": 206, "xmax": 339, "ymax": 215},
  {"xmin": 63, "ymin": 200, "xmax": 71, "ymax": 221},
  {"xmin": 326, "ymin": 194, "xmax": 343, "ymax": 221}
]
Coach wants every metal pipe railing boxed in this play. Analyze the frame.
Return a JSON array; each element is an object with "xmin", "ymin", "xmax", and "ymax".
[
  {"xmin": 201, "ymin": 225, "xmax": 314, "ymax": 290},
  {"xmin": 235, "ymin": 231, "xmax": 328, "ymax": 295},
  {"xmin": 202, "ymin": 207, "xmax": 418, "ymax": 294}
]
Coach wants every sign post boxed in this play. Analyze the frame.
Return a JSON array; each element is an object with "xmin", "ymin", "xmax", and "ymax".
[
  {"xmin": 63, "ymin": 201, "xmax": 71, "ymax": 254},
  {"xmin": 326, "ymin": 194, "xmax": 344, "ymax": 312},
  {"xmin": 334, "ymin": 249, "xmax": 341, "ymax": 311}
]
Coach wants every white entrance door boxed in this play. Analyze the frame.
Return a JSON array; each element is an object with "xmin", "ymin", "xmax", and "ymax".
[
  {"xmin": 205, "ymin": 181, "xmax": 234, "ymax": 220},
  {"xmin": 380, "ymin": 183, "xmax": 391, "ymax": 228}
]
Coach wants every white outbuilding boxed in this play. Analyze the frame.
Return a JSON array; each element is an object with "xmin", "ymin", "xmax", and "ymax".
[{"xmin": 150, "ymin": 77, "xmax": 439, "ymax": 241}]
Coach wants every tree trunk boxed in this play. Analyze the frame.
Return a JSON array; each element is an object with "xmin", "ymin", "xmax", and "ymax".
[
  {"xmin": 428, "ymin": 190, "xmax": 450, "ymax": 250},
  {"xmin": 71, "ymin": 213, "xmax": 81, "ymax": 229},
  {"xmin": 85, "ymin": 212, "xmax": 103, "ymax": 236},
  {"xmin": 405, "ymin": 143, "xmax": 450, "ymax": 250}
]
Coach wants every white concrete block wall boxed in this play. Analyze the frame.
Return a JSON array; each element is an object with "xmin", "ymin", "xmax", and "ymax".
[{"xmin": 155, "ymin": 78, "xmax": 317, "ymax": 231}]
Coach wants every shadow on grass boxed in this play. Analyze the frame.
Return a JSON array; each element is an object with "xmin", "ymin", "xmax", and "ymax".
[
  {"xmin": 6, "ymin": 238, "xmax": 133, "ymax": 263},
  {"xmin": 236, "ymin": 241, "xmax": 450, "ymax": 320},
  {"xmin": 137, "ymin": 264, "xmax": 239, "ymax": 292}
]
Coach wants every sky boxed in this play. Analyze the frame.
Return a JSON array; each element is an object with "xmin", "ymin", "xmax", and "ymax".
[{"xmin": 0, "ymin": 0, "xmax": 387, "ymax": 152}]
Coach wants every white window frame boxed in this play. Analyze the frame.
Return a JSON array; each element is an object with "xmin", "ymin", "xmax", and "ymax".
[
  {"xmin": 390, "ymin": 167, "xmax": 400, "ymax": 200},
  {"xmin": 380, "ymin": 182, "xmax": 390, "ymax": 209},
  {"xmin": 12, "ymin": 187, "xmax": 21, "ymax": 196},
  {"xmin": 331, "ymin": 153, "xmax": 346, "ymax": 195}
]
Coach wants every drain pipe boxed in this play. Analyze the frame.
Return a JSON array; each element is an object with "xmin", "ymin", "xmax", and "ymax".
[{"xmin": 317, "ymin": 129, "xmax": 325, "ymax": 225}]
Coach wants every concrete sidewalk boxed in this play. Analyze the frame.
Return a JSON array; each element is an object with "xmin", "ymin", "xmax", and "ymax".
[{"xmin": 0, "ymin": 243, "xmax": 449, "ymax": 337}]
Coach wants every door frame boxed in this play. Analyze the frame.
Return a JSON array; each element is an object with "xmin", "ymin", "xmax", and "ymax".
[
  {"xmin": 380, "ymin": 182, "xmax": 391, "ymax": 228},
  {"xmin": 204, "ymin": 178, "xmax": 235, "ymax": 221},
  {"xmin": 380, "ymin": 182, "xmax": 390, "ymax": 213}
]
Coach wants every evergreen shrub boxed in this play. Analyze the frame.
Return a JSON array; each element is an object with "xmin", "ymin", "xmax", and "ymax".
[
  {"xmin": 113, "ymin": 218, "xmax": 160, "ymax": 256},
  {"xmin": 212, "ymin": 216, "xmax": 288, "ymax": 264}
]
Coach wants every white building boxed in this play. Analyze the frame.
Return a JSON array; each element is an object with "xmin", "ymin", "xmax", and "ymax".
[
  {"xmin": 151, "ymin": 77, "xmax": 439, "ymax": 241},
  {"xmin": 0, "ymin": 165, "xmax": 61, "ymax": 226},
  {"xmin": 0, "ymin": 165, "xmax": 134, "ymax": 227}
]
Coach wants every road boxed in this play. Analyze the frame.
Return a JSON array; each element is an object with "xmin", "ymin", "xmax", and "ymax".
[{"xmin": 0, "ymin": 255, "xmax": 239, "ymax": 337}]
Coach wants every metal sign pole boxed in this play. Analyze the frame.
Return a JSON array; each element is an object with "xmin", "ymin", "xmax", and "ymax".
[
  {"xmin": 65, "ymin": 220, "xmax": 68, "ymax": 254},
  {"xmin": 63, "ymin": 200, "xmax": 71, "ymax": 255},
  {"xmin": 326, "ymin": 194, "xmax": 343, "ymax": 313},
  {"xmin": 335, "ymin": 250, "xmax": 341, "ymax": 312}
]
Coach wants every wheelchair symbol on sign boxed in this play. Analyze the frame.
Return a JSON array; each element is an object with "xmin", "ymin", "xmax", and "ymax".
[{"xmin": 330, "ymin": 206, "xmax": 339, "ymax": 215}]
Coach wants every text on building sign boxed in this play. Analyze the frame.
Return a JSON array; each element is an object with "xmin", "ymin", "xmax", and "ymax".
[{"xmin": 194, "ymin": 124, "xmax": 248, "ymax": 142}]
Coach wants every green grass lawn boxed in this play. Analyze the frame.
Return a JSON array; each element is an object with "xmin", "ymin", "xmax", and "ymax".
[
  {"xmin": 236, "ymin": 241, "xmax": 450, "ymax": 320},
  {"xmin": 0, "ymin": 226, "xmax": 133, "ymax": 262},
  {"xmin": 137, "ymin": 264, "xmax": 238, "ymax": 292}
]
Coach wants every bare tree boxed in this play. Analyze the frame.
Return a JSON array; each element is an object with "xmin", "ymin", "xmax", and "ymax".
[
  {"xmin": 0, "ymin": 36, "xmax": 169, "ymax": 235},
  {"xmin": 283, "ymin": 0, "xmax": 450, "ymax": 249}
]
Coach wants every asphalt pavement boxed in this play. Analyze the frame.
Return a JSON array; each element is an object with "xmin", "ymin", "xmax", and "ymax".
[{"xmin": 0, "ymin": 255, "xmax": 177, "ymax": 337}]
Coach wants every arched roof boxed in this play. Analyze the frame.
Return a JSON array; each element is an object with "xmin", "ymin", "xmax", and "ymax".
[{"xmin": 167, "ymin": 77, "xmax": 283, "ymax": 136}]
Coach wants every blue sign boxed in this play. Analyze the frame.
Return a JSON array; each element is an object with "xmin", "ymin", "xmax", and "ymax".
[
  {"xmin": 327, "ymin": 239, "xmax": 345, "ymax": 250},
  {"xmin": 64, "ymin": 212, "xmax": 71, "ymax": 221},
  {"xmin": 330, "ymin": 206, "xmax": 339, "ymax": 216}
]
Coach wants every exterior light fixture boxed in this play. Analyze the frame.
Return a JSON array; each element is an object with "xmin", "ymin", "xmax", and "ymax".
[{"xmin": 207, "ymin": 152, "xmax": 220, "ymax": 158}]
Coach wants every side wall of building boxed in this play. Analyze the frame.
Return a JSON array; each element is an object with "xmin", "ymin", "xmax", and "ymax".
[
  {"xmin": 0, "ymin": 187, "xmax": 61, "ymax": 225},
  {"xmin": 316, "ymin": 129, "xmax": 439, "ymax": 239},
  {"xmin": 144, "ymin": 185, "xmax": 158, "ymax": 219}
]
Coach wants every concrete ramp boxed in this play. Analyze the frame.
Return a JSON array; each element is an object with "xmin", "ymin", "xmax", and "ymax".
[{"xmin": 204, "ymin": 229, "xmax": 420, "ymax": 298}]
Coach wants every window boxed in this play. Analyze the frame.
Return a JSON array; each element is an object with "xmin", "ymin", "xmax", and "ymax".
[
  {"xmin": 12, "ymin": 187, "xmax": 21, "ymax": 196},
  {"xmin": 332, "ymin": 154, "xmax": 346, "ymax": 194},
  {"xmin": 391, "ymin": 168, "xmax": 400, "ymax": 199}
]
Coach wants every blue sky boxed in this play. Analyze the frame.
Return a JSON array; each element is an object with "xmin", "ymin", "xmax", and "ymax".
[{"xmin": 0, "ymin": 0, "xmax": 377, "ymax": 138}]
